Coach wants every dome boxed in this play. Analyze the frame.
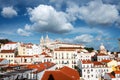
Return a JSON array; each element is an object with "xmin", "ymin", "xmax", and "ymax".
[{"xmin": 100, "ymin": 43, "xmax": 105, "ymax": 50}]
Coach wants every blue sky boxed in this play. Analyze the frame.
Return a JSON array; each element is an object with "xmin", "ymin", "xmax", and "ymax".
[{"xmin": 0, "ymin": 0, "xmax": 120, "ymax": 51}]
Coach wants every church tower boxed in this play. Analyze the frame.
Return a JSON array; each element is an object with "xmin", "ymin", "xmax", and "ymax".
[
  {"xmin": 45, "ymin": 35, "xmax": 50, "ymax": 46},
  {"xmin": 40, "ymin": 36, "xmax": 44, "ymax": 46},
  {"xmin": 99, "ymin": 43, "xmax": 107, "ymax": 54}
]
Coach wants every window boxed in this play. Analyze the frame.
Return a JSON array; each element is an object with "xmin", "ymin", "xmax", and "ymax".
[
  {"xmin": 67, "ymin": 53, "xmax": 69, "ymax": 59},
  {"xmin": 87, "ymin": 70, "xmax": 90, "ymax": 74},
  {"xmin": 62, "ymin": 61, "xmax": 64, "ymax": 64},
  {"xmin": 56, "ymin": 57, "xmax": 57, "ymax": 59},
  {"xmin": 88, "ymin": 75, "xmax": 90, "ymax": 78},
  {"xmin": 91, "ymin": 69, "xmax": 93, "ymax": 72},
  {"xmin": 67, "ymin": 61, "xmax": 69, "ymax": 64},
  {"xmin": 24, "ymin": 59, "xmax": 27, "ymax": 62},
  {"xmin": 84, "ymin": 75, "xmax": 85, "ymax": 78},
  {"xmin": 91, "ymin": 75, "xmax": 93, "ymax": 77},
  {"xmin": 84, "ymin": 69, "xmax": 86, "ymax": 72}
]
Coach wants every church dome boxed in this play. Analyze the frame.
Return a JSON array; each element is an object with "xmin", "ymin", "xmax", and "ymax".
[{"xmin": 100, "ymin": 43, "xmax": 105, "ymax": 50}]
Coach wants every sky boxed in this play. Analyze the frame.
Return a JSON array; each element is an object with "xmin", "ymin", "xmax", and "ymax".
[{"xmin": 0, "ymin": 0, "xmax": 120, "ymax": 51}]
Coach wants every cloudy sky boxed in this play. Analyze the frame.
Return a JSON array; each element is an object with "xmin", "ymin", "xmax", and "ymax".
[{"xmin": 0, "ymin": 0, "xmax": 120, "ymax": 51}]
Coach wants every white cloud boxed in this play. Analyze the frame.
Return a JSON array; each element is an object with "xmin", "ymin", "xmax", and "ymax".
[
  {"xmin": 74, "ymin": 34, "xmax": 94, "ymax": 43},
  {"xmin": 26, "ymin": 5, "xmax": 73, "ymax": 34},
  {"xmin": 17, "ymin": 28, "xmax": 31, "ymax": 36},
  {"xmin": 1, "ymin": 6, "xmax": 17, "ymax": 18},
  {"xmin": 67, "ymin": 0, "xmax": 119, "ymax": 25},
  {"xmin": 60, "ymin": 34, "xmax": 94, "ymax": 43},
  {"xmin": 24, "ymin": 24, "xmax": 31, "ymax": 31}
]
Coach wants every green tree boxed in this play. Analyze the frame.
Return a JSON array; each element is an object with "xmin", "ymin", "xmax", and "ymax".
[{"xmin": 84, "ymin": 47, "xmax": 94, "ymax": 52}]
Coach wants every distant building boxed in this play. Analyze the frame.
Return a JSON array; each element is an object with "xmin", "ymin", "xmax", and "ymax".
[
  {"xmin": 27, "ymin": 62, "xmax": 56, "ymax": 80},
  {"xmin": 78, "ymin": 60, "xmax": 112, "ymax": 80},
  {"xmin": 99, "ymin": 43, "xmax": 107, "ymax": 54},
  {"xmin": 0, "ymin": 50, "xmax": 15, "ymax": 64},
  {"xmin": 18, "ymin": 43, "xmax": 41, "ymax": 56},
  {"xmin": 1, "ymin": 42, "xmax": 19, "ymax": 50},
  {"xmin": 104, "ymin": 71, "xmax": 120, "ymax": 80},
  {"xmin": 53, "ymin": 47, "xmax": 78, "ymax": 69}
]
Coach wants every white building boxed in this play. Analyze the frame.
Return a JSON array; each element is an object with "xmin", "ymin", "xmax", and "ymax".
[
  {"xmin": 77, "ymin": 52, "xmax": 95, "ymax": 61},
  {"xmin": 1, "ymin": 42, "xmax": 19, "ymax": 50},
  {"xmin": 40, "ymin": 35, "xmax": 84, "ymax": 50},
  {"xmin": 0, "ymin": 50, "xmax": 15, "ymax": 64},
  {"xmin": 40, "ymin": 52, "xmax": 53, "ymax": 63},
  {"xmin": 104, "ymin": 71, "xmax": 120, "ymax": 80},
  {"xmin": 18, "ymin": 43, "xmax": 41, "ymax": 56},
  {"xmin": 78, "ymin": 60, "xmax": 111, "ymax": 80},
  {"xmin": 15, "ymin": 55, "xmax": 40, "ymax": 64},
  {"xmin": 53, "ymin": 48, "xmax": 77, "ymax": 69},
  {"xmin": 27, "ymin": 62, "xmax": 56, "ymax": 80},
  {"xmin": 97, "ymin": 53, "xmax": 110, "ymax": 61}
]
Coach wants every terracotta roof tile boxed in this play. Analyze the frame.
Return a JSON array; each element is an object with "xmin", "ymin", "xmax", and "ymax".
[
  {"xmin": 81, "ymin": 60, "xmax": 92, "ymax": 64},
  {"xmin": 6, "ymin": 42, "xmax": 17, "ymax": 44},
  {"xmin": 107, "ymin": 73, "xmax": 115, "ymax": 78},
  {"xmin": 27, "ymin": 62, "xmax": 55, "ymax": 73},
  {"xmin": 59, "ymin": 66, "xmax": 80, "ymax": 80},
  {"xmin": 114, "ymin": 71, "xmax": 120, "ymax": 74},
  {"xmin": 97, "ymin": 53, "xmax": 108, "ymax": 56},
  {"xmin": 54, "ymin": 49, "xmax": 75, "ymax": 51},
  {"xmin": 0, "ymin": 50, "xmax": 15, "ymax": 53},
  {"xmin": 0, "ymin": 58, "xmax": 4, "ymax": 62},
  {"xmin": 41, "ymin": 52, "xmax": 48, "ymax": 56},
  {"xmin": 16, "ymin": 56, "xmax": 33, "ymax": 58},
  {"xmin": 93, "ymin": 61, "xmax": 103, "ymax": 66},
  {"xmin": 101, "ymin": 60, "xmax": 111, "ymax": 63},
  {"xmin": 42, "ymin": 66, "xmax": 80, "ymax": 80}
]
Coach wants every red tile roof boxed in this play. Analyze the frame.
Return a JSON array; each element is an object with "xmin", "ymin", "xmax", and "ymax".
[
  {"xmin": 41, "ymin": 52, "xmax": 51, "ymax": 58},
  {"xmin": 93, "ymin": 61, "xmax": 103, "ymax": 66},
  {"xmin": 41, "ymin": 52, "xmax": 48, "ymax": 56},
  {"xmin": 59, "ymin": 66, "xmax": 80, "ymax": 80},
  {"xmin": 1, "ymin": 50, "xmax": 15, "ymax": 53},
  {"xmin": 97, "ymin": 53, "xmax": 108, "ymax": 56},
  {"xmin": 107, "ymin": 73, "xmax": 115, "ymax": 78},
  {"xmin": 6, "ymin": 42, "xmax": 17, "ymax": 44},
  {"xmin": 81, "ymin": 60, "xmax": 92, "ymax": 64},
  {"xmin": 101, "ymin": 60, "xmax": 111, "ymax": 63},
  {"xmin": 114, "ymin": 71, "xmax": 120, "ymax": 74},
  {"xmin": 0, "ymin": 58, "xmax": 4, "ymax": 62},
  {"xmin": 45, "ymin": 55, "xmax": 52, "ymax": 58},
  {"xmin": 42, "ymin": 71, "xmax": 74, "ymax": 80},
  {"xmin": 59, "ymin": 47, "xmax": 82, "ymax": 49},
  {"xmin": 54, "ymin": 49, "xmax": 75, "ymax": 51},
  {"xmin": 42, "ymin": 66, "xmax": 80, "ymax": 80},
  {"xmin": 27, "ymin": 62, "xmax": 55, "ymax": 73},
  {"xmin": 16, "ymin": 55, "xmax": 33, "ymax": 58}
]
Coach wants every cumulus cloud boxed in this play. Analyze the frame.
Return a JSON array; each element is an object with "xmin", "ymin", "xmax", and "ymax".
[
  {"xmin": 17, "ymin": 28, "xmax": 31, "ymax": 36},
  {"xmin": 67, "ymin": 0, "xmax": 119, "ymax": 25},
  {"xmin": 26, "ymin": 5, "xmax": 73, "ymax": 34},
  {"xmin": 1, "ymin": 6, "xmax": 17, "ymax": 18},
  {"xmin": 74, "ymin": 34, "xmax": 94, "ymax": 43},
  {"xmin": 61, "ymin": 34, "xmax": 94, "ymax": 43}
]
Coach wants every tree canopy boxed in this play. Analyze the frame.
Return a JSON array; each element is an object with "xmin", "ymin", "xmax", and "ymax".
[
  {"xmin": 84, "ymin": 47, "xmax": 94, "ymax": 52},
  {"xmin": 0, "ymin": 39, "xmax": 12, "ymax": 44}
]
